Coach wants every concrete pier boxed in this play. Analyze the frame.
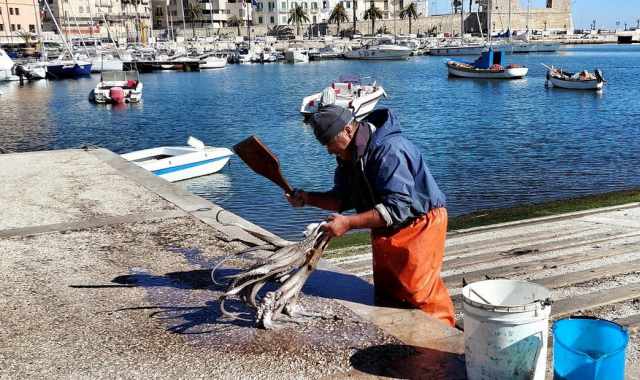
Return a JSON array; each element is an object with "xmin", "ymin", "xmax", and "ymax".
[{"xmin": 0, "ymin": 149, "xmax": 464, "ymax": 378}]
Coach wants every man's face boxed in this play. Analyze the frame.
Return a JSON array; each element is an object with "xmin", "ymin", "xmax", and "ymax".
[{"xmin": 326, "ymin": 122, "xmax": 355, "ymax": 160}]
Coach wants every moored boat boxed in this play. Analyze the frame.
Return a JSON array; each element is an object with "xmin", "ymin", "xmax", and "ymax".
[
  {"xmin": 0, "ymin": 48, "xmax": 19, "ymax": 81},
  {"xmin": 285, "ymin": 48, "xmax": 309, "ymax": 63},
  {"xmin": 89, "ymin": 70, "xmax": 143, "ymax": 104},
  {"xmin": 46, "ymin": 59, "xmax": 92, "ymax": 79},
  {"xmin": 300, "ymin": 75, "xmax": 387, "ymax": 121},
  {"xmin": 545, "ymin": 66, "xmax": 605, "ymax": 91},
  {"xmin": 120, "ymin": 137, "xmax": 233, "ymax": 182},
  {"xmin": 200, "ymin": 55, "xmax": 227, "ymax": 69},
  {"xmin": 446, "ymin": 48, "xmax": 528, "ymax": 79},
  {"xmin": 344, "ymin": 40, "xmax": 411, "ymax": 60}
]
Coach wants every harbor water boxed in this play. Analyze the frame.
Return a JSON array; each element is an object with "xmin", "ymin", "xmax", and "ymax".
[{"xmin": 1, "ymin": 44, "xmax": 640, "ymax": 239}]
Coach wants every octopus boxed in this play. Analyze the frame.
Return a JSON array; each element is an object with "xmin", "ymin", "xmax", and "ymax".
[{"xmin": 213, "ymin": 214, "xmax": 331, "ymax": 330}]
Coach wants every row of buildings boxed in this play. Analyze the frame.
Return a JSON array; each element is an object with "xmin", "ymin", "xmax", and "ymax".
[{"xmin": 1, "ymin": 0, "xmax": 572, "ymax": 45}]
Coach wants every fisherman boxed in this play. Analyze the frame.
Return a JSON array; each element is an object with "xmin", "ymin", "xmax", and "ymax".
[{"xmin": 286, "ymin": 105, "xmax": 455, "ymax": 327}]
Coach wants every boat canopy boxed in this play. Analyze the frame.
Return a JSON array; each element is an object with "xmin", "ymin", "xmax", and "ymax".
[
  {"xmin": 102, "ymin": 70, "xmax": 139, "ymax": 82},
  {"xmin": 473, "ymin": 48, "xmax": 504, "ymax": 69}
]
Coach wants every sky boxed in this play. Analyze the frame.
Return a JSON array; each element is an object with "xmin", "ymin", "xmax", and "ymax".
[{"xmin": 428, "ymin": 0, "xmax": 640, "ymax": 30}]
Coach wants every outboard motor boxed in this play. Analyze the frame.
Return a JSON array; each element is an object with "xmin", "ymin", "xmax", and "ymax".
[{"xmin": 594, "ymin": 69, "xmax": 604, "ymax": 83}]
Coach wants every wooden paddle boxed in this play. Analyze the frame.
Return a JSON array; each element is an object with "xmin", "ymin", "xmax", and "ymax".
[{"xmin": 233, "ymin": 136, "xmax": 294, "ymax": 195}]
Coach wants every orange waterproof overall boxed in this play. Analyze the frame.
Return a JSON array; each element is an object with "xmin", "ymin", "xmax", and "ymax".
[{"xmin": 371, "ymin": 208, "xmax": 455, "ymax": 327}]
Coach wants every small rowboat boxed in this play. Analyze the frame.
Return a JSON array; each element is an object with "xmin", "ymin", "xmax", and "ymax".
[
  {"xmin": 300, "ymin": 75, "xmax": 387, "ymax": 121},
  {"xmin": 544, "ymin": 65, "xmax": 605, "ymax": 91},
  {"xmin": 121, "ymin": 137, "xmax": 233, "ymax": 182},
  {"xmin": 446, "ymin": 48, "xmax": 528, "ymax": 79}
]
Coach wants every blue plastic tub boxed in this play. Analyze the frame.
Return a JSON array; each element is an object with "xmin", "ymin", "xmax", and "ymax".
[{"xmin": 553, "ymin": 317, "xmax": 628, "ymax": 380}]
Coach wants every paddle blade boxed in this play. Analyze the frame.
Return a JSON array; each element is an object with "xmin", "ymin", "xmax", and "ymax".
[{"xmin": 233, "ymin": 136, "xmax": 294, "ymax": 194}]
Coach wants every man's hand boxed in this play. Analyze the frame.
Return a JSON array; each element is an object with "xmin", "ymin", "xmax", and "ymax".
[
  {"xmin": 286, "ymin": 189, "xmax": 307, "ymax": 208},
  {"xmin": 323, "ymin": 213, "xmax": 352, "ymax": 237}
]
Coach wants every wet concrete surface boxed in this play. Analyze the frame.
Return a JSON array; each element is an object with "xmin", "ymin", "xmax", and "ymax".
[{"xmin": 1, "ymin": 148, "xmax": 464, "ymax": 379}]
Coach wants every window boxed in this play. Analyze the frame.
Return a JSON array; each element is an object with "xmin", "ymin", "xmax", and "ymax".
[
  {"xmin": 0, "ymin": 25, "xmax": 3, "ymax": 32},
  {"xmin": 399, "ymin": 0, "xmax": 403, "ymax": 8},
  {"xmin": 281, "ymin": 1, "xmax": 285, "ymax": 9},
  {"xmin": 15, "ymin": 7, "xmax": 19, "ymax": 15},
  {"xmin": 9, "ymin": 7, "xmax": 14, "ymax": 15},
  {"xmin": 11, "ymin": 24, "xmax": 16, "ymax": 31},
  {"xmin": 270, "ymin": 15, "xmax": 274, "ymax": 23},
  {"xmin": 312, "ymin": 15, "xmax": 316, "ymax": 22},
  {"xmin": 258, "ymin": 16, "xmax": 263, "ymax": 23},
  {"xmin": 322, "ymin": 1, "xmax": 326, "ymax": 8},
  {"xmin": 383, "ymin": 0, "xmax": 388, "ymax": 10},
  {"xmin": 346, "ymin": 1, "xmax": 350, "ymax": 8},
  {"xmin": 29, "ymin": 24, "xmax": 35, "ymax": 32},
  {"xmin": 17, "ymin": 24, "xmax": 21, "ymax": 30},
  {"xmin": 79, "ymin": 5, "xmax": 84, "ymax": 12},
  {"xmin": 302, "ymin": 2, "xmax": 307, "ymax": 8}
]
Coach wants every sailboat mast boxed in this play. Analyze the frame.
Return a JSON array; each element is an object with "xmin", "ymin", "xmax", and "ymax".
[
  {"xmin": 507, "ymin": 0, "xmax": 511, "ymax": 40},
  {"xmin": 487, "ymin": 0, "xmax": 492, "ymax": 44},
  {"xmin": 460, "ymin": 0, "xmax": 464, "ymax": 42}
]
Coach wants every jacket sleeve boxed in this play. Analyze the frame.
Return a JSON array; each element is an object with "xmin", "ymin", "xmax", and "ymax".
[{"xmin": 368, "ymin": 146, "xmax": 416, "ymax": 227}]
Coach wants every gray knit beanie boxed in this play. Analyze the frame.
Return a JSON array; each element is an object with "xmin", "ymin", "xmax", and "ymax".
[{"xmin": 310, "ymin": 105, "xmax": 354, "ymax": 145}]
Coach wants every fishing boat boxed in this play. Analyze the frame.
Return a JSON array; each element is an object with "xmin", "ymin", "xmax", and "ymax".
[
  {"xmin": 446, "ymin": 48, "xmax": 528, "ymax": 79},
  {"xmin": 300, "ymin": 75, "xmax": 387, "ymax": 121},
  {"xmin": 120, "ymin": 137, "xmax": 233, "ymax": 182},
  {"xmin": 545, "ymin": 65, "xmax": 605, "ymax": 91},
  {"xmin": 89, "ymin": 70, "xmax": 143, "ymax": 104}
]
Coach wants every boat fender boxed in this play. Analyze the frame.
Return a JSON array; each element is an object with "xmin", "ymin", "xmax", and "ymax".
[{"xmin": 109, "ymin": 87, "xmax": 126, "ymax": 104}]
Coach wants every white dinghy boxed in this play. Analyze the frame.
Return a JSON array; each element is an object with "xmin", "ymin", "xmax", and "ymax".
[
  {"xmin": 544, "ymin": 65, "xmax": 605, "ymax": 91},
  {"xmin": 300, "ymin": 75, "xmax": 387, "ymax": 121},
  {"xmin": 121, "ymin": 137, "xmax": 234, "ymax": 182}
]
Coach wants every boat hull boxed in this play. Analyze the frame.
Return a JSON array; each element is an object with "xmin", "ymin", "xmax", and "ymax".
[
  {"xmin": 547, "ymin": 76, "xmax": 604, "ymax": 90},
  {"xmin": 447, "ymin": 63, "xmax": 528, "ymax": 79},
  {"xmin": 429, "ymin": 46, "xmax": 485, "ymax": 56},
  {"xmin": 344, "ymin": 46, "xmax": 411, "ymax": 60},
  {"xmin": 200, "ymin": 57, "xmax": 227, "ymax": 69},
  {"xmin": 46, "ymin": 62, "xmax": 92, "ymax": 79},
  {"xmin": 121, "ymin": 146, "xmax": 233, "ymax": 182}
]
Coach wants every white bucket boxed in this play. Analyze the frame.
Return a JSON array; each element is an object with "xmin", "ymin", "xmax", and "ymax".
[{"xmin": 463, "ymin": 279, "xmax": 552, "ymax": 380}]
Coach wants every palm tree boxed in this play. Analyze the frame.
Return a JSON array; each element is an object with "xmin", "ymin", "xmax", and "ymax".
[
  {"xmin": 363, "ymin": 4, "xmax": 382, "ymax": 36},
  {"xmin": 185, "ymin": 1, "xmax": 203, "ymax": 38},
  {"xmin": 328, "ymin": 3, "xmax": 349, "ymax": 36},
  {"xmin": 288, "ymin": 5, "xmax": 310, "ymax": 38},
  {"xmin": 453, "ymin": 0, "xmax": 462, "ymax": 14},
  {"xmin": 399, "ymin": 3, "xmax": 417, "ymax": 34},
  {"xmin": 227, "ymin": 15, "xmax": 242, "ymax": 36}
]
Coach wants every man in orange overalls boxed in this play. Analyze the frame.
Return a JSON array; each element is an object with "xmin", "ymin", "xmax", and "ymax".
[{"xmin": 287, "ymin": 105, "xmax": 455, "ymax": 327}]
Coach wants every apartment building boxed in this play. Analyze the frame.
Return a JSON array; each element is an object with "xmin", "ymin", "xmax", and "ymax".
[
  {"xmin": 1, "ymin": 0, "xmax": 42, "ymax": 44},
  {"xmin": 152, "ymin": 0, "xmax": 247, "ymax": 30},
  {"xmin": 43, "ymin": 0, "xmax": 152, "ymax": 42}
]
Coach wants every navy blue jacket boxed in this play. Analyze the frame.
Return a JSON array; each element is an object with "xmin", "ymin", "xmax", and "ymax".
[{"xmin": 330, "ymin": 109, "xmax": 446, "ymax": 229}]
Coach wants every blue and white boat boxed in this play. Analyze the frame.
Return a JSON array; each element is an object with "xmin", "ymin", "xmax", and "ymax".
[
  {"xmin": 446, "ymin": 48, "xmax": 528, "ymax": 79},
  {"xmin": 46, "ymin": 59, "xmax": 92, "ymax": 79},
  {"xmin": 120, "ymin": 137, "xmax": 233, "ymax": 182}
]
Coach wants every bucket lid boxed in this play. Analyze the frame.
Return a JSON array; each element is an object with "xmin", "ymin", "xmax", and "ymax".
[{"xmin": 462, "ymin": 279, "xmax": 552, "ymax": 313}]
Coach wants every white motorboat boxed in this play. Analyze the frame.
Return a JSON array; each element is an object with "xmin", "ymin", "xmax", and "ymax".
[
  {"xmin": 446, "ymin": 48, "xmax": 528, "ymax": 79},
  {"xmin": 0, "ymin": 48, "xmax": 19, "ymax": 81},
  {"xmin": 510, "ymin": 41, "xmax": 560, "ymax": 53},
  {"xmin": 344, "ymin": 40, "xmax": 411, "ymax": 60},
  {"xmin": 285, "ymin": 48, "xmax": 309, "ymax": 63},
  {"xmin": 89, "ymin": 70, "xmax": 143, "ymax": 104},
  {"xmin": 200, "ymin": 55, "xmax": 227, "ymax": 69},
  {"xmin": 22, "ymin": 62, "xmax": 47, "ymax": 80},
  {"xmin": 120, "ymin": 137, "xmax": 234, "ymax": 182},
  {"xmin": 545, "ymin": 66, "xmax": 605, "ymax": 91},
  {"xmin": 429, "ymin": 44, "xmax": 485, "ymax": 56},
  {"xmin": 300, "ymin": 75, "xmax": 387, "ymax": 121}
]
